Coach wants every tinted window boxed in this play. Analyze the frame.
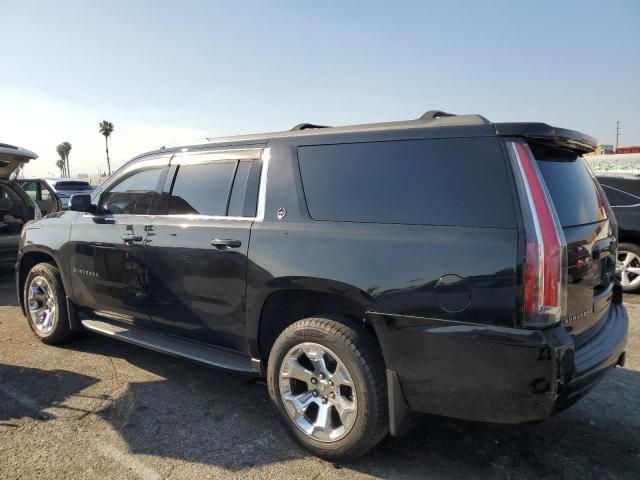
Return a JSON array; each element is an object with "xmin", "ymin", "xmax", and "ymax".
[
  {"xmin": 100, "ymin": 167, "xmax": 163, "ymax": 215},
  {"xmin": 531, "ymin": 144, "xmax": 603, "ymax": 227},
  {"xmin": 54, "ymin": 181, "xmax": 93, "ymax": 191},
  {"xmin": 227, "ymin": 160, "xmax": 251, "ymax": 217},
  {"xmin": 168, "ymin": 161, "xmax": 236, "ymax": 216},
  {"xmin": 601, "ymin": 185, "xmax": 640, "ymax": 207},
  {"xmin": 298, "ymin": 138, "xmax": 515, "ymax": 227}
]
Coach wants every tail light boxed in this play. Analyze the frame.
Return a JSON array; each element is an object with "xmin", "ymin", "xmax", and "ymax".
[{"xmin": 509, "ymin": 142, "xmax": 567, "ymax": 326}]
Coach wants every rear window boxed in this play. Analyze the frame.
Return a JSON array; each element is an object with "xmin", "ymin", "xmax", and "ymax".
[
  {"xmin": 531, "ymin": 144, "xmax": 604, "ymax": 227},
  {"xmin": 297, "ymin": 137, "xmax": 516, "ymax": 228},
  {"xmin": 54, "ymin": 181, "xmax": 93, "ymax": 191}
]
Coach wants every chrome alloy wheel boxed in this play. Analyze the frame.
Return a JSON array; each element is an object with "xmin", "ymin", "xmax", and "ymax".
[
  {"xmin": 617, "ymin": 250, "xmax": 640, "ymax": 288},
  {"xmin": 279, "ymin": 342, "xmax": 358, "ymax": 442},
  {"xmin": 27, "ymin": 275, "xmax": 57, "ymax": 334}
]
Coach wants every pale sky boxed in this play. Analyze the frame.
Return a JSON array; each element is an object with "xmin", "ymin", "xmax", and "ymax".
[{"xmin": 1, "ymin": 0, "xmax": 638, "ymax": 178}]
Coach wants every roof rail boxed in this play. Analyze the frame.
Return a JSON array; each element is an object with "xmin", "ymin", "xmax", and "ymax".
[
  {"xmin": 419, "ymin": 110, "xmax": 491, "ymax": 125},
  {"xmin": 419, "ymin": 110, "xmax": 456, "ymax": 121},
  {"xmin": 290, "ymin": 123, "xmax": 330, "ymax": 131}
]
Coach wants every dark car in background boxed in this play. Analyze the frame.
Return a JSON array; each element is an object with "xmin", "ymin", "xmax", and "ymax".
[
  {"xmin": 17, "ymin": 178, "xmax": 93, "ymax": 210},
  {"xmin": 0, "ymin": 144, "xmax": 42, "ymax": 270},
  {"xmin": 15, "ymin": 111, "xmax": 628, "ymax": 459},
  {"xmin": 596, "ymin": 174, "xmax": 640, "ymax": 292}
]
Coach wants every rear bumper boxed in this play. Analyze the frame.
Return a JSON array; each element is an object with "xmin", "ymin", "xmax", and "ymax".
[{"xmin": 368, "ymin": 301, "xmax": 628, "ymax": 429}]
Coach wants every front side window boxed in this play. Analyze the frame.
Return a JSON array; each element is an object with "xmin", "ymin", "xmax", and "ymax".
[
  {"xmin": 100, "ymin": 167, "xmax": 163, "ymax": 215},
  {"xmin": 168, "ymin": 161, "xmax": 237, "ymax": 216}
]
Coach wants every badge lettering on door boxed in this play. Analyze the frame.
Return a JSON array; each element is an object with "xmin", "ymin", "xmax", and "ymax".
[{"xmin": 73, "ymin": 268, "xmax": 99, "ymax": 278}]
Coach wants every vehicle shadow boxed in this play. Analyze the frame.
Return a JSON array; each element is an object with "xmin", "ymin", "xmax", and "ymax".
[
  {"xmin": 0, "ymin": 269, "xmax": 17, "ymax": 307},
  {"xmin": 0, "ymin": 363, "xmax": 98, "ymax": 424},
  {"xmin": 64, "ymin": 333, "xmax": 640, "ymax": 478}
]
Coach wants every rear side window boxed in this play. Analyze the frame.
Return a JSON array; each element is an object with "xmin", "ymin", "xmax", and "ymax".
[
  {"xmin": 168, "ymin": 161, "xmax": 236, "ymax": 216},
  {"xmin": 531, "ymin": 144, "xmax": 603, "ymax": 227},
  {"xmin": 298, "ymin": 138, "xmax": 516, "ymax": 228}
]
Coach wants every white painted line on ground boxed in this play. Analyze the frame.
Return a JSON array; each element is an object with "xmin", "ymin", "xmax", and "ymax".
[
  {"xmin": 0, "ymin": 384, "xmax": 56, "ymax": 419},
  {"xmin": 92, "ymin": 440, "xmax": 161, "ymax": 480}
]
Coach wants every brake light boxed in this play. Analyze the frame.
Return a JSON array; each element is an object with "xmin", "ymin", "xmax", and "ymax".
[{"xmin": 510, "ymin": 142, "xmax": 567, "ymax": 326}]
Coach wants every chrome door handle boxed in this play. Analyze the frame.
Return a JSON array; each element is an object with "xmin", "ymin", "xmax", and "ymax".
[
  {"xmin": 210, "ymin": 238, "xmax": 242, "ymax": 249},
  {"xmin": 121, "ymin": 234, "xmax": 143, "ymax": 243}
]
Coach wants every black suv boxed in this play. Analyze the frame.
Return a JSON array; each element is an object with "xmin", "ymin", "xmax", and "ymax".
[
  {"xmin": 596, "ymin": 174, "xmax": 640, "ymax": 292},
  {"xmin": 16, "ymin": 111, "xmax": 628, "ymax": 459}
]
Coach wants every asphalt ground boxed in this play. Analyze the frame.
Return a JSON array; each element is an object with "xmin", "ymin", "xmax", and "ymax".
[{"xmin": 0, "ymin": 273, "xmax": 638, "ymax": 479}]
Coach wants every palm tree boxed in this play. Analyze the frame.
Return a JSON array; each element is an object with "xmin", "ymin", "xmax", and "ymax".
[
  {"xmin": 55, "ymin": 159, "xmax": 66, "ymax": 177},
  {"xmin": 61, "ymin": 142, "xmax": 72, "ymax": 177},
  {"xmin": 99, "ymin": 120, "xmax": 114, "ymax": 175},
  {"xmin": 56, "ymin": 144, "xmax": 67, "ymax": 177}
]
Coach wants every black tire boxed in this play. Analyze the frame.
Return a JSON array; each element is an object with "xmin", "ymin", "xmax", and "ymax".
[
  {"xmin": 617, "ymin": 242, "xmax": 640, "ymax": 293},
  {"xmin": 23, "ymin": 262, "xmax": 74, "ymax": 345},
  {"xmin": 267, "ymin": 316, "xmax": 388, "ymax": 460}
]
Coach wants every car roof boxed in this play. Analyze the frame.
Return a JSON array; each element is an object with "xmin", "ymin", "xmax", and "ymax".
[{"xmin": 123, "ymin": 110, "xmax": 597, "ymax": 166}]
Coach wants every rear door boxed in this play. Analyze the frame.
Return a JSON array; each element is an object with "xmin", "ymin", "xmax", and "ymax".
[
  {"xmin": 530, "ymin": 142, "xmax": 616, "ymax": 344},
  {"xmin": 144, "ymin": 148, "xmax": 262, "ymax": 351},
  {"xmin": 69, "ymin": 155, "xmax": 170, "ymax": 324}
]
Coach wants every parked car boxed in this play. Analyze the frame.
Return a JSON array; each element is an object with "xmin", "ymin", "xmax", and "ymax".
[
  {"xmin": 17, "ymin": 178, "xmax": 93, "ymax": 210},
  {"xmin": 15, "ymin": 111, "xmax": 628, "ymax": 459},
  {"xmin": 596, "ymin": 174, "xmax": 640, "ymax": 292},
  {"xmin": 14, "ymin": 178, "xmax": 62, "ymax": 216},
  {"xmin": 0, "ymin": 143, "xmax": 42, "ymax": 270}
]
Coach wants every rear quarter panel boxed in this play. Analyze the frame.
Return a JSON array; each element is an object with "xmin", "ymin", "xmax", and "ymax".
[{"xmin": 246, "ymin": 135, "xmax": 520, "ymax": 355}]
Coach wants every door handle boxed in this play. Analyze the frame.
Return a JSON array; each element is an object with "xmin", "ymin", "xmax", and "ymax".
[
  {"xmin": 121, "ymin": 234, "xmax": 143, "ymax": 243},
  {"xmin": 210, "ymin": 238, "xmax": 242, "ymax": 249}
]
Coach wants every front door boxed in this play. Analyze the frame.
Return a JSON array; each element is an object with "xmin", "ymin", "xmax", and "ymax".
[
  {"xmin": 69, "ymin": 157, "xmax": 169, "ymax": 324},
  {"xmin": 144, "ymin": 149, "xmax": 262, "ymax": 351}
]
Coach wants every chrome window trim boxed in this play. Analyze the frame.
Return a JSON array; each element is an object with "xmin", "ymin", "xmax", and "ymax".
[
  {"xmin": 88, "ymin": 146, "xmax": 269, "ymax": 222},
  {"xmin": 255, "ymin": 147, "xmax": 270, "ymax": 221},
  {"xmin": 152, "ymin": 214, "xmax": 255, "ymax": 221},
  {"xmin": 170, "ymin": 147, "xmax": 263, "ymax": 166}
]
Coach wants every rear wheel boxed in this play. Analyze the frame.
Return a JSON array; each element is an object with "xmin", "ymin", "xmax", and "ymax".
[
  {"xmin": 23, "ymin": 262, "xmax": 74, "ymax": 344},
  {"xmin": 267, "ymin": 316, "xmax": 388, "ymax": 460},
  {"xmin": 616, "ymin": 243, "xmax": 640, "ymax": 293}
]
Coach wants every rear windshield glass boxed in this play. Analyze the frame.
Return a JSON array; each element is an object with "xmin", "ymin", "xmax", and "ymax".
[
  {"xmin": 298, "ymin": 137, "xmax": 516, "ymax": 228},
  {"xmin": 54, "ymin": 181, "xmax": 93, "ymax": 191},
  {"xmin": 531, "ymin": 143, "xmax": 604, "ymax": 227}
]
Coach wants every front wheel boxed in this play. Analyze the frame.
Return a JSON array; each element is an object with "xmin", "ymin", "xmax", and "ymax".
[
  {"xmin": 616, "ymin": 243, "xmax": 640, "ymax": 293},
  {"xmin": 23, "ymin": 262, "xmax": 74, "ymax": 345},
  {"xmin": 267, "ymin": 316, "xmax": 388, "ymax": 460}
]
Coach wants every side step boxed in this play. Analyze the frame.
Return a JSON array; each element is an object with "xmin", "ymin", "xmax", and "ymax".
[{"xmin": 80, "ymin": 319, "xmax": 257, "ymax": 374}]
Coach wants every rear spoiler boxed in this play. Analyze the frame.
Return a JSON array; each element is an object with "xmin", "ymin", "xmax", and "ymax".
[{"xmin": 494, "ymin": 123, "xmax": 597, "ymax": 154}]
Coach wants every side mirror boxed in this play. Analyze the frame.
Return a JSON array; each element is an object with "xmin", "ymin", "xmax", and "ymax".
[{"xmin": 68, "ymin": 193, "xmax": 93, "ymax": 212}]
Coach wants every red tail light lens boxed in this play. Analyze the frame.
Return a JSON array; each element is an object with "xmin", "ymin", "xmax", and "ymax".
[{"xmin": 510, "ymin": 142, "xmax": 567, "ymax": 326}]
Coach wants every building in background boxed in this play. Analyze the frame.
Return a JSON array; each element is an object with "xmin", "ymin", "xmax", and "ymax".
[
  {"xmin": 585, "ymin": 144, "xmax": 614, "ymax": 156},
  {"xmin": 616, "ymin": 146, "xmax": 640, "ymax": 154}
]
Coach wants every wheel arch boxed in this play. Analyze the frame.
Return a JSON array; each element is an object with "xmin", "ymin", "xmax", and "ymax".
[
  {"xmin": 248, "ymin": 277, "xmax": 381, "ymax": 367},
  {"xmin": 17, "ymin": 247, "xmax": 68, "ymax": 315}
]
